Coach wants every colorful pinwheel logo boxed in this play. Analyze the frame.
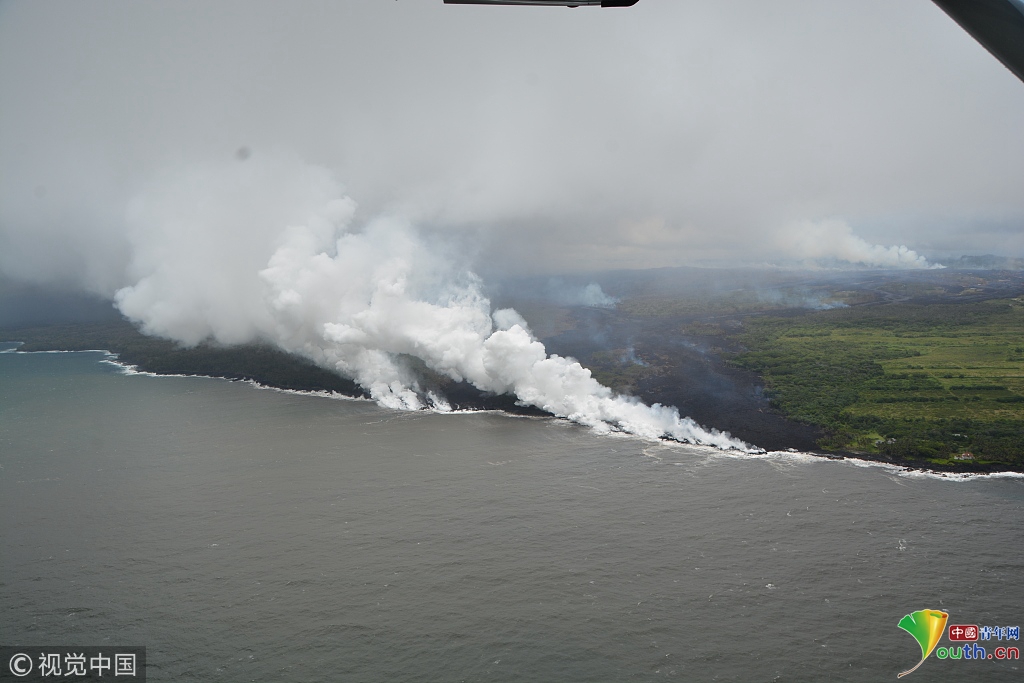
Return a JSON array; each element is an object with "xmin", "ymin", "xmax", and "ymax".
[{"xmin": 896, "ymin": 609, "xmax": 948, "ymax": 678}]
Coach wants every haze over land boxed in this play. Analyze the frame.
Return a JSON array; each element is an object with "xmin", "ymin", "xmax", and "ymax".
[
  {"xmin": 4, "ymin": 7, "xmax": 1024, "ymax": 680},
  {"xmin": 1, "ymin": 1, "xmax": 1022, "ymax": 444},
  {"xmin": 2, "ymin": 1, "xmax": 1022, "ymax": 285}
]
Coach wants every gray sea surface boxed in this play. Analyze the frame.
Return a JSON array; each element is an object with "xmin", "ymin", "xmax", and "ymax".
[{"xmin": 1, "ymin": 348, "xmax": 1022, "ymax": 681}]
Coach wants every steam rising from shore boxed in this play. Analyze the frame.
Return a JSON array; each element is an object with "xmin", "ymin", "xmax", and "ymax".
[{"xmin": 114, "ymin": 156, "xmax": 751, "ymax": 451}]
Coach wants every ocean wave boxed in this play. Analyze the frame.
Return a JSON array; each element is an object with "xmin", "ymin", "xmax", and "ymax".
[
  {"xmin": 101, "ymin": 346, "xmax": 751, "ymax": 451},
  {"xmin": 827, "ymin": 452, "xmax": 1023, "ymax": 481},
  {"xmin": 9, "ymin": 348, "xmax": 114, "ymax": 355},
  {"xmin": 698, "ymin": 445, "xmax": 1024, "ymax": 481},
  {"xmin": 15, "ymin": 348, "xmax": 1019, "ymax": 475},
  {"xmin": 98, "ymin": 355, "xmax": 373, "ymax": 402},
  {"xmin": 245, "ymin": 380, "xmax": 371, "ymax": 403}
]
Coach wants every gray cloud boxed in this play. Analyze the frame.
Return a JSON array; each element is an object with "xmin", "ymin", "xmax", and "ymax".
[
  {"xmin": 2, "ymin": 1, "xmax": 1020, "ymax": 443},
  {"xmin": 1, "ymin": 0, "xmax": 1022, "ymax": 290}
]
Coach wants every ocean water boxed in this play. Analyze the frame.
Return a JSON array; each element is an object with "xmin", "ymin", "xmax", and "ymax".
[{"xmin": 1, "ymin": 349, "xmax": 1022, "ymax": 682}]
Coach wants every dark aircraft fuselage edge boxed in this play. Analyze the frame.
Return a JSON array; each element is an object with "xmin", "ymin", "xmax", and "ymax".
[{"xmin": 443, "ymin": 0, "xmax": 1024, "ymax": 85}]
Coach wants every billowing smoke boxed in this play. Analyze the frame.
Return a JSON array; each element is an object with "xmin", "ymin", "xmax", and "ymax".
[
  {"xmin": 114, "ymin": 155, "xmax": 751, "ymax": 451},
  {"xmin": 784, "ymin": 219, "xmax": 943, "ymax": 269}
]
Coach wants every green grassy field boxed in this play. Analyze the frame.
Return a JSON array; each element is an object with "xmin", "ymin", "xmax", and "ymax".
[{"xmin": 729, "ymin": 298, "xmax": 1024, "ymax": 465}]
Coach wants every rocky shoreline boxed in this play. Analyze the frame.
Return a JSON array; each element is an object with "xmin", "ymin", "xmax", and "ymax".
[{"xmin": 4, "ymin": 320, "xmax": 1021, "ymax": 474}]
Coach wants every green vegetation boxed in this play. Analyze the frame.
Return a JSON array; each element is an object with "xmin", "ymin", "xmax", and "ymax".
[
  {"xmin": 618, "ymin": 291, "xmax": 847, "ymax": 318},
  {"xmin": 729, "ymin": 298, "xmax": 1024, "ymax": 466}
]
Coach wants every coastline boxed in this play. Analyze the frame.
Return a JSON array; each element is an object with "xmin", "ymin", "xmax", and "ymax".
[
  {"xmin": 4, "ymin": 322, "xmax": 1021, "ymax": 475},
  {"xmin": 829, "ymin": 448, "xmax": 1024, "ymax": 476},
  {"xmin": 0, "ymin": 321, "xmax": 552, "ymax": 416}
]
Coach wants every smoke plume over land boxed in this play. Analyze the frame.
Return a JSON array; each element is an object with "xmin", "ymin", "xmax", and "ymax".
[
  {"xmin": 1, "ymin": 2, "xmax": 1022, "ymax": 448},
  {"xmin": 110, "ymin": 155, "xmax": 748, "ymax": 449},
  {"xmin": 783, "ymin": 219, "xmax": 942, "ymax": 269}
]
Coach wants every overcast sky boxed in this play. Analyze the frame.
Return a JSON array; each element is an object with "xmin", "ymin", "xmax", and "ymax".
[{"xmin": 1, "ymin": 0, "xmax": 1022, "ymax": 293}]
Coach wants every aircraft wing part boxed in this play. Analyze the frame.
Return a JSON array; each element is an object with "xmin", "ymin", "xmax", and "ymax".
[
  {"xmin": 931, "ymin": 0, "xmax": 1024, "ymax": 82},
  {"xmin": 443, "ymin": 0, "xmax": 639, "ymax": 7}
]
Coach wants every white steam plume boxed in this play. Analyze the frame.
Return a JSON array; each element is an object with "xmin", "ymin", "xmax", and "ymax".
[
  {"xmin": 114, "ymin": 155, "xmax": 753, "ymax": 451},
  {"xmin": 785, "ymin": 218, "xmax": 943, "ymax": 269}
]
